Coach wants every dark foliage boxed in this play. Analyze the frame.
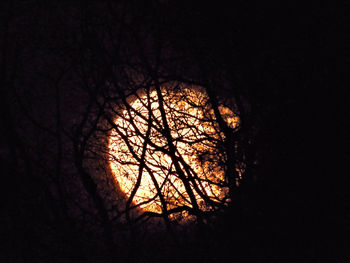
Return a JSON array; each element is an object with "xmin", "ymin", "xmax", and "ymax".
[{"xmin": 0, "ymin": 1, "xmax": 347, "ymax": 262}]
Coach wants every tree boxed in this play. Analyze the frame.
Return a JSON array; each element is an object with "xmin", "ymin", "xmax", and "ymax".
[
  {"xmin": 63, "ymin": 0, "xmax": 253, "ymax": 229},
  {"xmin": 1, "ymin": 1, "xmax": 264, "ymax": 262}
]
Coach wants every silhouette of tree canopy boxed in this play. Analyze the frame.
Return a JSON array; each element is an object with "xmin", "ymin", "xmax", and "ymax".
[
  {"xmin": 1, "ymin": 1, "xmax": 341, "ymax": 263},
  {"xmin": 0, "ymin": 1, "xmax": 259, "ymax": 261},
  {"xmin": 55, "ymin": 1, "xmax": 254, "ymax": 227}
]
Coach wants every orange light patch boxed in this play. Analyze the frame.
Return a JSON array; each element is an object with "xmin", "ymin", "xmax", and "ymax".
[{"xmin": 108, "ymin": 87, "xmax": 239, "ymax": 218}]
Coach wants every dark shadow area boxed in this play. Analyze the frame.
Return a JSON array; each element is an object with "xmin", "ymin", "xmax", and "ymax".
[{"xmin": 1, "ymin": 1, "xmax": 347, "ymax": 262}]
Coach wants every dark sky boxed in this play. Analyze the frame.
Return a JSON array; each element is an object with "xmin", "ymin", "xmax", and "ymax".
[{"xmin": 1, "ymin": 1, "xmax": 347, "ymax": 262}]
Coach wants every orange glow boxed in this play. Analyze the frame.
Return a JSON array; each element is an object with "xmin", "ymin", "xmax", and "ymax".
[{"xmin": 108, "ymin": 85, "xmax": 239, "ymax": 219}]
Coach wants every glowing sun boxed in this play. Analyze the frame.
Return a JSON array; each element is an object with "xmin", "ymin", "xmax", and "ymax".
[{"xmin": 108, "ymin": 85, "xmax": 239, "ymax": 219}]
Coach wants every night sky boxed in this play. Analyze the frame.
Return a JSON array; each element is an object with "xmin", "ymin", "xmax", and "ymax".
[{"xmin": 1, "ymin": 1, "xmax": 347, "ymax": 262}]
